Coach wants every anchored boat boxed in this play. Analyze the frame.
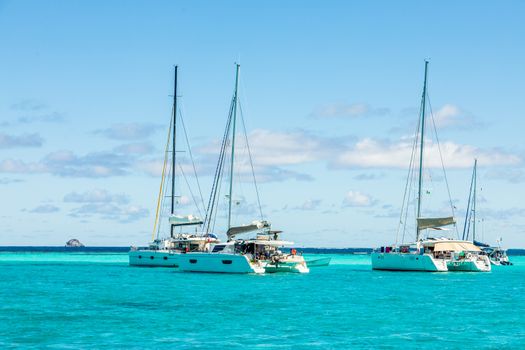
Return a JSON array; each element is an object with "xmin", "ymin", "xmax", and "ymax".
[
  {"xmin": 461, "ymin": 160, "xmax": 508, "ymax": 267},
  {"xmin": 178, "ymin": 64, "xmax": 309, "ymax": 274},
  {"xmin": 372, "ymin": 61, "xmax": 461, "ymax": 272},
  {"xmin": 129, "ymin": 66, "xmax": 218, "ymax": 267}
]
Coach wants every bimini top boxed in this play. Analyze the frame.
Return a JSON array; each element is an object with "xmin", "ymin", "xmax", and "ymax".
[
  {"xmin": 226, "ymin": 220, "xmax": 270, "ymax": 240},
  {"xmin": 417, "ymin": 216, "xmax": 455, "ymax": 230},
  {"xmin": 169, "ymin": 215, "xmax": 203, "ymax": 226},
  {"xmin": 433, "ymin": 240, "xmax": 481, "ymax": 252}
]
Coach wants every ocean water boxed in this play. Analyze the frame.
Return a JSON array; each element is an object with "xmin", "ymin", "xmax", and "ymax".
[{"xmin": 0, "ymin": 252, "xmax": 523, "ymax": 349}]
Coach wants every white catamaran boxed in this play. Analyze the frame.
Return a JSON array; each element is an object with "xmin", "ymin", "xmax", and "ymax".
[
  {"xmin": 371, "ymin": 61, "xmax": 484, "ymax": 272},
  {"xmin": 458, "ymin": 159, "xmax": 501, "ymax": 269},
  {"xmin": 178, "ymin": 64, "xmax": 309, "ymax": 274},
  {"xmin": 129, "ymin": 66, "xmax": 219, "ymax": 267}
]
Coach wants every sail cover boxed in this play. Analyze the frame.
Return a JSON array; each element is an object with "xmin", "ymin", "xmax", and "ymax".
[
  {"xmin": 227, "ymin": 220, "xmax": 270, "ymax": 239},
  {"xmin": 417, "ymin": 216, "xmax": 455, "ymax": 230},
  {"xmin": 169, "ymin": 215, "xmax": 203, "ymax": 226}
]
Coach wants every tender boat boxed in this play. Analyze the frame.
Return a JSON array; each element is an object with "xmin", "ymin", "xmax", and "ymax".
[{"xmin": 475, "ymin": 241, "xmax": 512, "ymax": 266}]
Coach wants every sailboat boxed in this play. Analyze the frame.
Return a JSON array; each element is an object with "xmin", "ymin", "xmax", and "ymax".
[
  {"xmin": 129, "ymin": 66, "xmax": 219, "ymax": 267},
  {"xmin": 460, "ymin": 160, "xmax": 505, "ymax": 268},
  {"xmin": 178, "ymin": 64, "xmax": 309, "ymax": 274},
  {"xmin": 371, "ymin": 61, "xmax": 463, "ymax": 272}
]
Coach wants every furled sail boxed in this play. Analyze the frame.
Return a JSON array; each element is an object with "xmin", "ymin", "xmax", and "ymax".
[
  {"xmin": 417, "ymin": 216, "xmax": 455, "ymax": 230},
  {"xmin": 226, "ymin": 220, "xmax": 270, "ymax": 240},
  {"xmin": 169, "ymin": 215, "xmax": 203, "ymax": 226}
]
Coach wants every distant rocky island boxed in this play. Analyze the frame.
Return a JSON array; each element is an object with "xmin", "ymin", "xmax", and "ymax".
[{"xmin": 65, "ymin": 239, "xmax": 84, "ymax": 247}]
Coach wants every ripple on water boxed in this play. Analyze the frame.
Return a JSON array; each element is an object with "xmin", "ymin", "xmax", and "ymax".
[{"xmin": 0, "ymin": 253, "xmax": 524, "ymax": 349}]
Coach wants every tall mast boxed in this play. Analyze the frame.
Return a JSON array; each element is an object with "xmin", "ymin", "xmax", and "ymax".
[
  {"xmin": 227, "ymin": 64, "xmax": 240, "ymax": 229},
  {"xmin": 472, "ymin": 158, "xmax": 477, "ymax": 241},
  {"xmin": 416, "ymin": 60, "xmax": 429, "ymax": 241},
  {"xmin": 170, "ymin": 65, "xmax": 178, "ymax": 238}
]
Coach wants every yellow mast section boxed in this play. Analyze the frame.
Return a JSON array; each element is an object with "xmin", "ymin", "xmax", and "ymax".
[{"xmin": 152, "ymin": 117, "xmax": 173, "ymax": 241}]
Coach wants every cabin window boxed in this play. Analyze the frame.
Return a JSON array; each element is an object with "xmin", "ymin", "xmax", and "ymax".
[
  {"xmin": 163, "ymin": 256, "xmax": 168, "ymax": 260},
  {"xmin": 138, "ymin": 255, "xmax": 142, "ymax": 259},
  {"xmin": 189, "ymin": 259, "xmax": 197, "ymax": 264},
  {"xmin": 222, "ymin": 260, "xmax": 233, "ymax": 265},
  {"xmin": 212, "ymin": 245, "xmax": 226, "ymax": 253},
  {"xmin": 150, "ymin": 256, "xmax": 154, "ymax": 260}
]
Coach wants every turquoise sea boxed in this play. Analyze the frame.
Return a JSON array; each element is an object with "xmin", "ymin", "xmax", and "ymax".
[{"xmin": 0, "ymin": 252, "xmax": 523, "ymax": 349}]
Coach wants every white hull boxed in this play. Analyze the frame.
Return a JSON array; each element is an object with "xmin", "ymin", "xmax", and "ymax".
[
  {"xmin": 178, "ymin": 253, "xmax": 265, "ymax": 274},
  {"xmin": 447, "ymin": 256, "xmax": 491, "ymax": 272},
  {"xmin": 129, "ymin": 250, "xmax": 181, "ymax": 268},
  {"xmin": 371, "ymin": 252, "xmax": 447, "ymax": 272}
]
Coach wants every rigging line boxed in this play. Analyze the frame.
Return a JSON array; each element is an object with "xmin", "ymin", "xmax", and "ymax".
[
  {"xmin": 159, "ymin": 158, "xmax": 173, "ymax": 238},
  {"xmin": 462, "ymin": 163, "xmax": 476, "ymax": 240},
  {"xmin": 204, "ymin": 97, "xmax": 235, "ymax": 233},
  {"xmin": 152, "ymin": 113, "xmax": 173, "ymax": 241},
  {"xmin": 178, "ymin": 107, "xmax": 206, "ymax": 214},
  {"xmin": 403, "ymin": 111, "xmax": 423, "ymax": 243},
  {"xmin": 178, "ymin": 162, "xmax": 204, "ymax": 219},
  {"xmin": 211, "ymin": 168, "xmax": 225, "ymax": 234},
  {"xmin": 402, "ymin": 134, "xmax": 420, "ymax": 244},
  {"xmin": 427, "ymin": 93, "xmax": 459, "ymax": 238},
  {"xmin": 238, "ymin": 101, "xmax": 264, "ymax": 221},
  {"xmin": 206, "ymin": 108, "xmax": 232, "ymax": 233},
  {"xmin": 397, "ymin": 109, "xmax": 422, "ymax": 245}
]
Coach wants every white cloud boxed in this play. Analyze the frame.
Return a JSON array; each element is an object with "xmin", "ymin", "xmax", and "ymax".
[
  {"xmin": 311, "ymin": 103, "xmax": 389, "ymax": 118},
  {"xmin": 295, "ymin": 199, "xmax": 322, "ymax": 211},
  {"xmin": 26, "ymin": 204, "xmax": 60, "ymax": 213},
  {"xmin": 0, "ymin": 133, "xmax": 44, "ymax": 149},
  {"xmin": 343, "ymin": 191, "xmax": 376, "ymax": 207},
  {"xmin": 64, "ymin": 189, "xmax": 129, "ymax": 204},
  {"xmin": 94, "ymin": 123, "xmax": 161, "ymax": 140},
  {"xmin": 114, "ymin": 142, "xmax": 155, "ymax": 155},
  {"xmin": 10, "ymin": 99, "xmax": 47, "ymax": 111},
  {"xmin": 18, "ymin": 112, "xmax": 65, "ymax": 124},
  {"xmin": 0, "ymin": 151, "xmax": 133, "ymax": 177},
  {"xmin": 432, "ymin": 104, "xmax": 478, "ymax": 129},
  {"xmin": 334, "ymin": 138, "xmax": 520, "ymax": 169},
  {"xmin": 68, "ymin": 203, "xmax": 148, "ymax": 223},
  {"xmin": 64, "ymin": 189, "xmax": 147, "ymax": 223}
]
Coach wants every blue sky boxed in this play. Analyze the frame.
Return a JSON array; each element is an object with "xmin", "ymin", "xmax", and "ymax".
[{"xmin": 1, "ymin": 0, "xmax": 524, "ymax": 247}]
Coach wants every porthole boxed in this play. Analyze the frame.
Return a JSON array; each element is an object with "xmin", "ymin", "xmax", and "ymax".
[
  {"xmin": 138, "ymin": 255, "xmax": 142, "ymax": 259},
  {"xmin": 222, "ymin": 260, "xmax": 233, "ymax": 265},
  {"xmin": 163, "ymin": 256, "xmax": 168, "ymax": 260},
  {"xmin": 150, "ymin": 256, "xmax": 154, "ymax": 260},
  {"xmin": 189, "ymin": 259, "xmax": 197, "ymax": 264}
]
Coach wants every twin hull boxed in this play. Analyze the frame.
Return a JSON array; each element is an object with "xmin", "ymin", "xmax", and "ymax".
[
  {"xmin": 178, "ymin": 253, "xmax": 265, "ymax": 274},
  {"xmin": 371, "ymin": 252, "xmax": 448, "ymax": 272},
  {"xmin": 447, "ymin": 256, "xmax": 491, "ymax": 272},
  {"xmin": 129, "ymin": 250, "xmax": 264, "ymax": 273},
  {"xmin": 129, "ymin": 250, "xmax": 180, "ymax": 267}
]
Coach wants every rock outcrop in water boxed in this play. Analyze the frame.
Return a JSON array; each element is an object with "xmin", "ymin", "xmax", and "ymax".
[{"xmin": 65, "ymin": 239, "xmax": 84, "ymax": 247}]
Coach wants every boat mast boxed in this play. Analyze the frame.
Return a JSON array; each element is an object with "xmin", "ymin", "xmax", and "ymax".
[
  {"xmin": 472, "ymin": 158, "xmax": 477, "ymax": 241},
  {"xmin": 462, "ymin": 159, "xmax": 476, "ymax": 240},
  {"xmin": 416, "ymin": 61, "xmax": 429, "ymax": 241},
  {"xmin": 227, "ymin": 64, "xmax": 240, "ymax": 229},
  {"xmin": 170, "ymin": 65, "xmax": 178, "ymax": 238}
]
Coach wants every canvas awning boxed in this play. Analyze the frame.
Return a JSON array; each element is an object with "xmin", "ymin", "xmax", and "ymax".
[
  {"xmin": 417, "ymin": 216, "xmax": 455, "ymax": 230},
  {"xmin": 226, "ymin": 220, "xmax": 270, "ymax": 239},
  {"xmin": 433, "ymin": 241, "xmax": 481, "ymax": 252},
  {"xmin": 169, "ymin": 215, "xmax": 203, "ymax": 226}
]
